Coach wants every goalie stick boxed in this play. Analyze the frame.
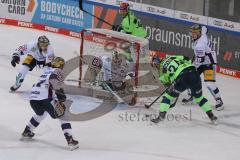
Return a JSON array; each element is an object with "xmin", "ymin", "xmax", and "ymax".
[
  {"xmin": 78, "ymin": 56, "xmax": 127, "ymax": 105},
  {"xmin": 66, "ymin": 79, "xmax": 125, "ymax": 83},
  {"xmin": 79, "ymin": 0, "xmax": 114, "ymax": 27},
  {"xmin": 101, "ymin": 82, "xmax": 125, "ymax": 104}
]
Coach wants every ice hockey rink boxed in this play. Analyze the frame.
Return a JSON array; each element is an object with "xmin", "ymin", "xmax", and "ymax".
[{"xmin": 0, "ymin": 24, "xmax": 240, "ymax": 160}]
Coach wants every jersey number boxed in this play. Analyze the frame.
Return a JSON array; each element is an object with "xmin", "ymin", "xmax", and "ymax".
[
  {"xmin": 36, "ymin": 80, "xmax": 46, "ymax": 87},
  {"xmin": 92, "ymin": 57, "xmax": 102, "ymax": 68},
  {"xmin": 164, "ymin": 59, "xmax": 180, "ymax": 73}
]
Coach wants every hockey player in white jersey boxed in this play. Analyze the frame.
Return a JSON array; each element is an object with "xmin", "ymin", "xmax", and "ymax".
[
  {"xmin": 21, "ymin": 57, "xmax": 79, "ymax": 150},
  {"xmin": 101, "ymin": 51, "xmax": 133, "ymax": 90},
  {"xmin": 10, "ymin": 35, "xmax": 54, "ymax": 92},
  {"xmin": 182, "ymin": 24, "xmax": 224, "ymax": 111},
  {"xmin": 96, "ymin": 51, "xmax": 136, "ymax": 105}
]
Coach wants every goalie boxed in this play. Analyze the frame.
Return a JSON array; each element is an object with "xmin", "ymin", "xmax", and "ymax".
[
  {"xmin": 86, "ymin": 51, "xmax": 137, "ymax": 105},
  {"xmin": 10, "ymin": 35, "xmax": 54, "ymax": 92},
  {"xmin": 21, "ymin": 57, "xmax": 79, "ymax": 150}
]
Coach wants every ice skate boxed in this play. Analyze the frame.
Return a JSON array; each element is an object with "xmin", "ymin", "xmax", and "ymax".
[
  {"xmin": 215, "ymin": 98, "xmax": 224, "ymax": 111},
  {"xmin": 64, "ymin": 133, "xmax": 79, "ymax": 151},
  {"xmin": 21, "ymin": 126, "xmax": 35, "ymax": 140}
]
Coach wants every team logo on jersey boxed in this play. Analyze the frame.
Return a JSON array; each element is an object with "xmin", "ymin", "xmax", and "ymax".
[
  {"xmin": 17, "ymin": 44, "xmax": 27, "ymax": 52},
  {"xmin": 31, "ymin": 47, "xmax": 37, "ymax": 52}
]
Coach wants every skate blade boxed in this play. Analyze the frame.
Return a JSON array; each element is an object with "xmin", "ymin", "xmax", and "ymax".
[
  {"xmin": 20, "ymin": 136, "xmax": 34, "ymax": 141},
  {"xmin": 215, "ymin": 106, "xmax": 224, "ymax": 111},
  {"xmin": 181, "ymin": 101, "xmax": 194, "ymax": 105},
  {"xmin": 68, "ymin": 144, "xmax": 79, "ymax": 151},
  {"xmin": 210, "ymin": 120, "xmax": 218, "ymax": 125},
  {"xmin": 9, "ymin": 90, "xmax": 16, "ymax": 93}
]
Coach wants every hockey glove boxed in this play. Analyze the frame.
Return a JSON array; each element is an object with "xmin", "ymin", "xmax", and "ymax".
[
  {"xmin": 127, "ymin": 72, "xmax": 135, "ymax": 77},
  {"xmin": 55, "ymin": 88, "xmax": 67, "ymax": 102},
  {"xmin": 51, "ymin": 100, "xmax": 66, "ymax": 118},
  {"xmin": 112, "ymin": 25, "xmax": 123, "ymax": 32},
  {"xmin": 36, "ymin": 60, "xmax": 46, "ymax": 68},
  {"xmin": 11, "ymin": 54, "xmax": 20, "ymax": 67}
]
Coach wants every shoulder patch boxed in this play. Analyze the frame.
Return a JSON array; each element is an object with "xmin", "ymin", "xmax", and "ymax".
[{"xmin": 31, "ymin": 47, "xmax": 37, "ymax": 52}]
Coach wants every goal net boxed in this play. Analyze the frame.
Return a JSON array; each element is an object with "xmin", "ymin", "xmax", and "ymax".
[{"xmin": 79, "ymin": 29, "xmax": 149, "ymax": 88}]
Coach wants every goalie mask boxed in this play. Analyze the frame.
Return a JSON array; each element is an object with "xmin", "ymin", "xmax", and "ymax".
[
  {"xmin": 38, "ymin": 35, "xmax": 50, "ymax": 53},
  {"xmin": 52, "ymin": 57, "xmax": 65, "ymax": 69},
  {"xmin": 112, "ymin": 50, "xmax": 123, "ymax": 67}
]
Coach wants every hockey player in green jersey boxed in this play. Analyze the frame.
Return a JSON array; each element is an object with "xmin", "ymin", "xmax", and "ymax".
[
  {"xmin": 150, "ymin": 55, "xmax": 217, "ymax": 124},
  {"xmin": 112, "ymin": 2, "xmax": 147, "ymax": 38},
  {"xmin": 112, "ymin": 2, "xmax": 147, "ymax": 62}
]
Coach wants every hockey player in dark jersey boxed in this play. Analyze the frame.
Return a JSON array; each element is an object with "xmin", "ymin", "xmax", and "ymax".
[{"xmin": 150, "ymin": 55, "xmax": 217, "ymax": 124}]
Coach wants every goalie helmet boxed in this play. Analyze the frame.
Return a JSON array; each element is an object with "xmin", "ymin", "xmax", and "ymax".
[
  {"xmin": 112, "ymin": 50, "xmax": 123, "ymax": 67},
  {"xmin": 52, "ymin": 57, "xmax": 65, "ymax": 69}
]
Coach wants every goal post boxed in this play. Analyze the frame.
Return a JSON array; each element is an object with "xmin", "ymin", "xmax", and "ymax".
[{"xmin": 79, "ymin": 29, "xmax": 149, "ymax": 88}]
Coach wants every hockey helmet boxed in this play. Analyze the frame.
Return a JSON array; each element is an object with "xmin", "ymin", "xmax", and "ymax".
[
  {"xmin": 38, "ymin": 35, "xmax": 50, "ymax": 45},
  {"xmin": 152, "ymin": 55, "xmax": 161, "ymax": 64},
  {"xmin": 151, "ymin": 55, "xmax": 162, "ymax": 69},
  {"xmin": 190, "ymin": 24, "xmax": 202, "ymax": 40},
  {"xmin": 38, "ymin": 35, "xmax": 50, "ymax": 52},
  {"xmin": 52, "ymin": 57, "xmax": 65, "ymax": 69},
  {"xmin": 112, "ymin": 50, "xmax": 123, "ymax": 66},
  {"xmin": 119, "ymin": 2, "xmax": 130, "ymax": 15}
]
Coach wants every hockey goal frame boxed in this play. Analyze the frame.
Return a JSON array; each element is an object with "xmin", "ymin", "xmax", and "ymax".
[{"xmin": 79, "ymin": 29, "xmax": 148, "ymax": 88}]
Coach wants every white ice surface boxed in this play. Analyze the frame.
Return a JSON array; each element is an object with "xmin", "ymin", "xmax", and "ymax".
[{"xmin": 0, "ymin": 25, "xmax": 240, "ymax": 160}]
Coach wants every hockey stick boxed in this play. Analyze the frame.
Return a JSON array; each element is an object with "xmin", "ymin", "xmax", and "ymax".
[
  {"xmin": 144, "ymin": 90, "xmax": 166, "ymax": 108},
  {"xmin": 66, "ymin": 79, "xmax": 124, "ymax": 83},
  {"xmin": 101, "ymin": 82, "xmax": 125, "ymax": 104},
  {"xmin": 78, "ymin": 56, "xmax": 127, "ymax": 104},
  {"xmin": 79, "ymin": 0, "xmax": 114, "ymax": 27},
  {"xmin": 144, "ymin": 84, "xmax": 179, "ymax": 109},
  {"xmin": 144, "ymin": 90, "xmax": 178, "ymax": 109}
]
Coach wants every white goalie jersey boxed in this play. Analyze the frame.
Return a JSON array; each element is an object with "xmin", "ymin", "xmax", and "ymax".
[
  {"xmin": 30, "ymin": 67, "xmax": 64, "ymax": 100},
  {"xmin": 193, "ymin": 26, "xmax": 217, "ymax": 68},
  {"xmin": 101, "ymin": 55, "xmax": 132, "ymax": 87}
]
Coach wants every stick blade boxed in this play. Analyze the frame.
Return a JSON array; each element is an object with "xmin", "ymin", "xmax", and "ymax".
[{"xmin": 144, "ymin": 104, "xmax": 151, "ymax": 109}]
